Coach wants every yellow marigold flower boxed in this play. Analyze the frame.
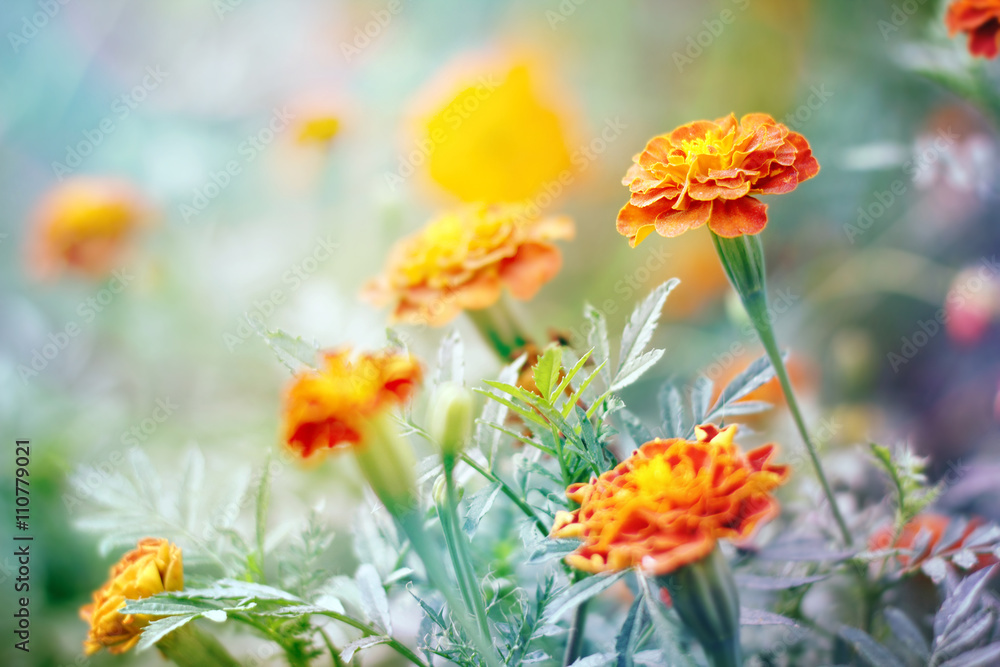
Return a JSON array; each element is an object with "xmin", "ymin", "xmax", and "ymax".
[
  {"xmin": 364, "ymin": 203, "xmax": 574, "ymax": 327},
  {"xmin": 617, "ymin": 113, "xmax": 819, "ymax": 246},
  {"xmin": 79, "ymin": 538, "xmax": 183, "ymax": 656},
  {"xmin": 418, "ymin": 62, "xmax": 573, "ymax": 202},
  {"xmin": 27, "ymin": 177, "xmax": 148, "ymax": 279},
  {"xmin": 283, "ymin": 348, "xmax": 422, "ymax": 458},
  {"xmin": 551, "ymin": 424, "xmax": 788, "ymax": 575}
]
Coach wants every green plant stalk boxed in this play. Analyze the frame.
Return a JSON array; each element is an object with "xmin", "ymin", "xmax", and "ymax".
[
  {"xmin": 354, "ymin": 418, "xmax": 500, "ymax": 666},
  {"xmin": 562, "ymin": 580, "xmax": 590, "ymax": 665},
  {"xmin": 659, "ymin": 549, "xmax": 741, "ymax": 667},
  {"xmin": 441, "ymin": 453, "xmax": 493, "ymax": 643},
  {"xmin": 711, "ymin": 232, "xmax": 853, "ymax": 547},
  {"xmin": 466, "ymin": 298, "xmax": 531, "ymax": 359},
  {"xmin": 155, "ymin": 622, "xmax": 242, "ymax": 667},
  {"xmin": 459, "ymin": 452, "xmax": 549, "ymax": 536}
]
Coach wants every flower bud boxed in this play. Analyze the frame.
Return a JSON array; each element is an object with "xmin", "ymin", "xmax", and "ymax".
[
  {"xmin": 429, "ymin": 382, "xmax": 473, "ymax": 459},
  {"xmin": 658, "ymin": 548, "xmax": 741, "ymax": 667}
]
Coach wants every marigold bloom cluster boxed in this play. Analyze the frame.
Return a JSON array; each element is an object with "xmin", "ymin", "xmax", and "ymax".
[
  {"xmin": 283, "ymin": 348, "xmax": 422, "ymax": 458},
  {"xmin": 364, "ymin": 203, "xmax": 574, "ymax": 327},
  {"xmin": 28, "ymin": 177, "xmax": 147, "ymax": 279},
  {"xmin": 946, "ymin": 0, "xmax": 1000, "ymax": 59},
  {"xmin": 551, "ymin": 424, "xmax": 789, "ymax": 575},
  {"xmin": 79, "ymin": 538, "xmax": 183, "ymax": 656},
  {"xmin": 617, "ymin": 113, "xmax": 819, "ymax": 245}
]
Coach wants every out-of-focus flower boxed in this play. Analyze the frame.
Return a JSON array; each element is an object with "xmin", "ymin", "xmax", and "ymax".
[
  {"xmin": 617, "ymin": 113, "xmax": 819, "ymax": 246},
  {"xmin": 283, "ymin": 348, "xmax": 422, "ymax": 458},
  {"xmin": 364, "ymin": 204, "xmax": 574, "ymax": 327},
  {"xmin": 27, "ymin": 177, "xmax": 148, "ymax": 279},
  {"xmin": 80, "ymin": 538, "xmax": 183, "ymax": 656},
  {"xmin": 946, "ymin": 0, "xmax": 1000, "ymax": 59},
  {"xmin": 870, "ymin": 513, "xmax": 998, "ymax": 572},
  {"xmin": 296, "ymin": 113, "xmax": 341, "ymax": 146},
  {"xmin": 551, "ymin": 424, "xmax": 788, "ymax": 575},
  {"xmin": 945, "ymin": 265, "xmax": 1000, "ymax": 346},
  {"xmin": 417, "ymin": 62, "xmax": 573, "ymax": 202}
]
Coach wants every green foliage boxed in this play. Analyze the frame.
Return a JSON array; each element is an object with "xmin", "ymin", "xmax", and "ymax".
[{"xmin": 870, "ymin": 442, "xmax": 941, "ymax": 529}]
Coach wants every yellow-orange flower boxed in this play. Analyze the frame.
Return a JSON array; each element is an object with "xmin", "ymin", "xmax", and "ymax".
[
  {"xmin": 364, "ymin": 204, "xmax": 574, "ymax": 327},
  {"xmin": 947, "ymin": 0, "xmax": 1000, "ymax": 58},
  {"xmin": 283, "ymin": 348, "xmax": 422, "ymax": 458},
  {"xmin": 551, "ymin": 424, "xmax": 788, "ymax": 575},
  {"xmin": 617, "ymin": 113, "xmax": 819, "ymax": 246},
  {"xmin": 417, "ymin": 62, "xmax": 573, "ymax": 202},
  {"xmin": 27, "ymin": 177, "xmax": 148, "ymax": 279},
  {"xmin": 79, "ymin": 538, "xmax": 183, "ymax": 656}
]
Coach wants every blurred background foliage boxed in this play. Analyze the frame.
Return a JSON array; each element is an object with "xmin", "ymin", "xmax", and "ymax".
[{"xmin": 2, "ymin": 0, "xmax": 1000, "ymax": 664}]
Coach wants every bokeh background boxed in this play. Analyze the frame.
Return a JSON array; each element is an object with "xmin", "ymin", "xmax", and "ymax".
[{"xmin": 3, "ymin": 0, "xmax": 1000, "ymax": 664}]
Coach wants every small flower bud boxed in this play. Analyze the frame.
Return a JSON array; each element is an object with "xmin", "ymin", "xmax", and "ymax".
[{"xmin": 429, "ymin": 382, "xmax": 473, "ymax": 459}]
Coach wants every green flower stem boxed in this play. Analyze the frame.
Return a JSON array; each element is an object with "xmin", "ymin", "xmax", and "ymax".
[
  {"xmin": 441, "ymin": 453, "xmax": 493, "ymax": 644},
  {"xmin": 299, "ymin": 611, "xmax": 429, "ymax": 667},
  {"xmin": 155, "ymin": 622, "xmax": 241, "ymax": 667},
  {"xmin": 562, "ymin": 574, "xmax": 590, "ymax": 666},
  {"xmin": 459, "ymin": 452, "xmax": 550, "ymax": 536},
  {"xmin": 711, "ymin": 232, "xmax": 853, "ymax": 547},
  {"xmin": 466, "ymin": 298, "xmax": 531, "ymax": 359},
  {"xmin": 659, "ymin": 549, "xmax": 741, "ymax": 667},
  {"xmin": 394, "ymin": 508, "xmax": 502, "ymax": 667},
  {"xmin": 354, "ymin": 418, "xmax": 500, "ymax": 667}
]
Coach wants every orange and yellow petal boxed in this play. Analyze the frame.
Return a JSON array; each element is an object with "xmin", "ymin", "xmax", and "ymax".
[
  {"xmin": 282, "ymin": 348, "xmax": 422, "ymax": 459},
  {"xmin": 552, "ymin": 424, "xmax": 788, "ymax": 576},
  {"xmin": 947, "ymin": 0, "xmax": 1000, "ymax": 58}
]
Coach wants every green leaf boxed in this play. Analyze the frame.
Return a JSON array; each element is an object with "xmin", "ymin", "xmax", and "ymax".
[
  {"xmin": 884, "ymin": 606, "xmax": 930, "ymax": 662},
  {"xmin": 616, "ymin": 592, "xmax": 647, "ymax": 667},
  {"xmin": 688, "ymin": 375, "xmax": 714, "ymax": 425},
  {"xmin": 544, "ymin": 571, "xmax": 627, "ymax": 623},
  {"xmin": 734, "ymin": 574, "xmax": 828, "ymax": 590},
  {"xmin": 435, "ymin": 329, "xmax": 464, "ymax": 385},
  {"xmin": 475, "ymin": 354, "xmax": 527, "ymax": 464},
  {"xmin": 611, "ymin": 348, "xmax": 664, "ymax": 392},
  {"xmin": 462, "ymin": 483, "xmax": 502, "ymax": 537},
  {"xmin": 174, "ymin": 579, "xmax": 303, "ymax": 602},
  {"xmin": 341, "ymin": 635, "xmax": 392, "ymax": 663},
  {"xmin": 617, "ymin": 279, "xmax": 678, "ymax": 378},
  {"xmin": 355, "ymin": 564, "xmax": 392, "ymax": 633},
  {"xmin": 250, "ymin": 321, "xmax": 320, "ymax": 373},
  {"xmin": 563, "ymin": 360, "xmax": 608, "ymax": 418},
  {"xmin": 584, "ymin": 304, "xmax": 612, "ymax": 387},
  {"xmin": 551, "ymin": 348, "xmax": 593, "ymax": 406},
  {"xmin": 533, "ymin": 345, "xmax": 563, "ymax": 402},
  {"xmin": 839, "ymin": 626, "xmax": 907, "ymax": 667},
  {"xmin": 135, "ymin": 614, "xmax": 198, "ymax": 652},
  {"xmin": 658, "ymin": 383, "xmax": 685, "ymax": 439},
  {"xmin": 741, "ymin": 608, "xmax": 800, "ymax": 627},
  {"xmin": 705, "ymin": 353, "xmax": 777, "ymax": 419}
]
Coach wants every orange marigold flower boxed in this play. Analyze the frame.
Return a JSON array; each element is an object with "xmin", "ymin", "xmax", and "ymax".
[
  {"xmin": 551, "ymin": 424, "xmax": 789, "ymax": 575},
  {"xmin": 947, "ymin": 0, "xmax": 1000, "ymax": 59},
  {"xmin": 870, "ymin": 513, "xmax": 999, "ymax": 572},
  {"xmin": 364, "ymin": 204, "xmax": 574, "ymax": 327},
  {"xmin": 79, "ymin": 538, "xmax": 183, "ymax": 656},
  {"xmin": 283, "ymin": 348, "xmax": 422, "ymax": 458},
  {"xmin": 617, "ymin": 113, "xmax": 819, "ymax": 246},
  {"xmin": 27, "ymin": 177, "xmax": 148, "ymax": 279}
]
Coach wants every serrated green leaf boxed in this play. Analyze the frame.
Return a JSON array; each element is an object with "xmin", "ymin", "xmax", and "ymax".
[
  {"xmin": 250, "ymin": 322, "xmax": 319, "ymax": 372},
  {"xmin": 533, "ymin": 345, "xmax": 563, "ymax": 402},
  {"xmin": 617, "ymin": 279, "xmax": 678, "ymax": 378},
  {"xmin": 839, "ymin": 626, "xmax": 907, "ymax": 667},
  {"xmin": 544, "ymin": 571, "xmax": 627, "ymax": 623},
  {"xmin": 135, "ymin": 614, "xmax": 198, "ymax": 652}
]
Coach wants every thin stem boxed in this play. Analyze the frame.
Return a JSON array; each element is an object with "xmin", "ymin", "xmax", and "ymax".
[
  {"xmin": 711, "ymin": 232, "xmax": 853, "ymax": 548},
  {"xmin": 155, "ymin": 622, "xmax": 242, "ymax": 667},
  {"xmin": 746, "ymin": 292, "xmax": 853, "ymax": 547},
  {"xmin": 466, "ymin": 298, "xmax": 532, "ymax": 359},
  {"xmin": 317, "ymin": 627, "xmax": 347, "ymax": 667},
  {"xmin": 301, "ymin": 611, "xmax": 430, "ymax": 667},
  {"xmin": 459, "ymin": 452, "xmax": 549, "ymax": 536},
  {"xmin": 562, "ymin": 595, "xmax": 590, "ymax": 665},
  {"xmin": 442, "ymin": 457, "xmax": 492, "ymax": 642}
]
